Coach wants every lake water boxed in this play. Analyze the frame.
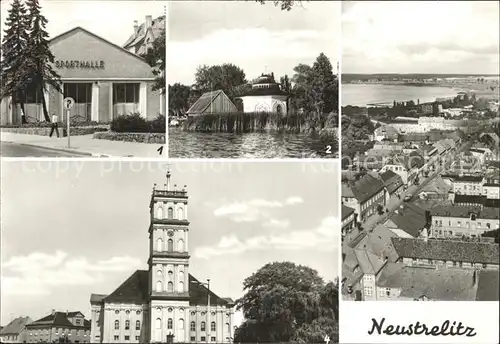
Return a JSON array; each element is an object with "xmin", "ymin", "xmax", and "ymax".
[
  {"xmin": 169, "ymin": 129, "xmax": 338, "ymax": 159},
  {"xmin": 342, "ymin": 84, "xmax": 465, "ymax": 107}
]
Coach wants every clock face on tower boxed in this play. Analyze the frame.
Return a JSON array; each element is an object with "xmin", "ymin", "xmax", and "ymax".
[{"xmin": 167, "ymin": 230, "xmax": 174, "ymax": 237}]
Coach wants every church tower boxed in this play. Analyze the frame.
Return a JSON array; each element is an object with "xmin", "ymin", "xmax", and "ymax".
[{"xmin": 148, "ymin": 170, "xmax": 190, "ymax": 343}]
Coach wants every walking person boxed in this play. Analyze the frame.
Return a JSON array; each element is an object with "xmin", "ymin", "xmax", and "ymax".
[{"xmin": 49, "ymin": 113, "xmax": 59, "ymax": 138}]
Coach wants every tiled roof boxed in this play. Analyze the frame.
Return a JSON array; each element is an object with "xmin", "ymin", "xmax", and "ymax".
[
  {"xmin": 454, "ymin": 175, "xmax": 483, "ymax": 182},
  {"xmin": 103, "ymin": 270, "xmax": 149, "ymax": 304},
  {"xmin": 380, "ymin": 170, "xmax": 404, "ymax": 194},
  {"xmin": 430, "ymin": 205, "xmax": 498, "ymax": 219},
  {"xmin": 0, "ymin": 317, "xmax": 31, "ymax": 335},
  {"xmin": 90, "ymin": 294, "xmax": 108, "ymax": 304},
  {"xmin": 475, "ymin": 270, "xmax": 500, "ymax": 301},
  {"xmin": 186, "ymin": 90, "xmax": 237, "ymax": 115},
  {"xmin": 342, "ymin": 204, "xmax": 355, "ymax": 220},
  {"xmin": 341, "ymin": 183, "xmax": 355, "ymax": 198},
  {"xmin": 377, "ymin": 263, "xmax": 477, "ymax": 301},
  {"xmin": 386, "ymin": 203, "xmax": 427, "ymax": 237},
  {"xmin": 391, "ymin": 237, "xmax": 500, "ymax": 265},
  {"xmin": 189, "ymin": 275, "xmax": 234, "ymax": 306},
  {"xmin": 356, "ymin": 225, "xmax": 400, "ymax": 263},
  {"xmin": 353, "ymin": 249, "xmax": 386, "ymax": 275},
  {"xmin": 100, "ymin": 270, "xmax": 232, "ymax": 307},
  {"xmin": 123, "ymin": 15, "xmax": 166, "ymax": 49},
  {"xmin": 28, "ymin": 312, "xmax": 88, "ymax": 329},
  {"xmin": 420, "ymin": 176, "xmax": 452, "ymax": 195},
  {"xmin": 350, "ymin": 174, "xmax": 385, "ymax": 204}
]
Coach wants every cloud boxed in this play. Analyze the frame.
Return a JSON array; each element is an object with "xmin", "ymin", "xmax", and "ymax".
[
  {"xmin": 194, "ymin": 216, "xmax": 338, "ymax": 259},
  {"xmin": 262, "ymin": 218, "xmax": 290, "ymax": 229},
  {"xmin": 213, "ymin": 197, "xmax": 304, "ymax": 223},
  {"xmin": 1, "ymin": 251, "xmax": 141, "ymax": 296},
  {"xmin": 342, "ymin": 1, "xmax": 499, "ymax": 73}
]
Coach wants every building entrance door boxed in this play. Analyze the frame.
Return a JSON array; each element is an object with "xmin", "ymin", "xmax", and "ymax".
[
  {"xmin": 63, "ymin": 83, "xmax": 92, "ymax": 122},
  {"xmin": 166, "ymin": 333, "xmax": 174, "ymax": 343}
]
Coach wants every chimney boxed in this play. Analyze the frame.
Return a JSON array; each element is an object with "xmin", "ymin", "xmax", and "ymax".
[
  {"xmin": 51, "ymin": 309, "xmax": 55, "ymax": 316},
  {"xmin": 145, "ymin": 15, "xmax": 153, "ymax": 30},
  {"xmin": 133, "ymin": 20, "xmax": 139, "ymax": 34}
]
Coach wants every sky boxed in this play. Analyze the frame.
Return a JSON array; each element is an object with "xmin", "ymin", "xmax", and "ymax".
[
  {"xmin": 0, "ymin": 160, "xmax": 339, "ymax": 325},
  {"xmin": 168, "ymin": 0, "xmax": 340, "ymax": 85},
  {"xmin": 342, "ymin": 1, "xmax": 500, "ymax": 75},
  {"xmin": 0, "ymin": 0, "xmax": 165, "ymax": 46}
]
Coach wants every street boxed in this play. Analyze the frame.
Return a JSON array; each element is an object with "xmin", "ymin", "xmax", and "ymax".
[{"xmin": 0, "ymin": 142, "xmax": 87, "ymax": 157}]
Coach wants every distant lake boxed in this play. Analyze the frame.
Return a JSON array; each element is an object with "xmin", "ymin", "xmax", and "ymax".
[{"xmin": 342, "ymin": 84, "xmax": 465, "ymax": 107}]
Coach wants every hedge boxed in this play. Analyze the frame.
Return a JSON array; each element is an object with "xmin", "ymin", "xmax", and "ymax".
[{"xmin": 110, "ymin": 113, "xmax": 165, "ymax": 133}]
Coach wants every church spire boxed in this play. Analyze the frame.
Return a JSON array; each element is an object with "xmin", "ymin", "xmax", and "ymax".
[{"xmin": 166, "ymin": 169, "xmax": 171, "ymax": 191}]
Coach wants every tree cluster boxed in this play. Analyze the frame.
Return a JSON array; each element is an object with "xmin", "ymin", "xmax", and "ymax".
[
  {"xmin": 341, "ymin": 114, "xmax": 375, "ymax": 142},
  {"xmin": 1, "ymin": 0, "xmax": 61, "ymax": 122},
  {"xmin": 168, "ymin": 53, "xmax": 338, "ymax": 118},
  {"xmin": 141, "ymin": 30, "xmax": 166, "ymax": 95},
  {"xmin": 234, "ymin": 262, "xmax": 339, "ymax": 344}
]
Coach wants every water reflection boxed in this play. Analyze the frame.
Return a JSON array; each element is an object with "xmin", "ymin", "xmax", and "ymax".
[{"xmin": 169, "ymin": 129, "xmax": 338, "ymax": 159}]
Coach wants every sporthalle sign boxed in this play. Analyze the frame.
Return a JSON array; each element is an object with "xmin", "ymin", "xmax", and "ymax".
[{"xmin": 55, "ymin": 60, "xmax": 105, "ymax": 69}]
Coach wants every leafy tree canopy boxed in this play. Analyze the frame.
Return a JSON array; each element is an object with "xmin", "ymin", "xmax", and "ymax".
[{"xmin": 234, "ymin": 262, "xmax": 338, "ymax": 343}]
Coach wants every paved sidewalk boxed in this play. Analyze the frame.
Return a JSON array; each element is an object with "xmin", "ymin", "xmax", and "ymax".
[{"xmin": 1, "ymin": 132, "xmax": 165, "ymax": 158}]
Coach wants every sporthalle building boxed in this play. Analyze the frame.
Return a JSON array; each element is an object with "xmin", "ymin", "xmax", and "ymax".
[{"xmin": 1, "ymin": 26, "xmax": 163, "ymax": 125}]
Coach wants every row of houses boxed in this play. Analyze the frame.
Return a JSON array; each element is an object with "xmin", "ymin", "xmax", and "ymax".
[
  {"xmin": 0, "ymin": 311, "xmax": 90, "ymax": 343},
  {"xmin": 342, "ymin": 226, "xmax": 499, "ymax": 301}
]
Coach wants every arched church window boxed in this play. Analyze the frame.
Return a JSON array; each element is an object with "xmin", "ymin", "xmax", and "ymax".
[
  {"xmin": 156, "ymin": 207, "xmax": 164, "ymax": 219},
  {"xmin": 179, "ymin": 319, "xmax": 185, "ymax": 330},
  {"xmin": 211, "ymin": 321, "xmax": 216, "ymax": 331},
  {"xmin": 168, "ymin": 207, "xmax": 173, "ymax": 219},
  {"xmin": 155, "ymin": 318, "xmax": 162, "ymax": 329},
  {"xmin": 136, "ymin": 320, "xmax": 140, "ymax": 330},
  {"xmin": 178, "ymin": 239, "xmax": 184, "ymax": 252},
  {"xmin": 226, "ymin": 323, "xmax": 230, "ymax": 333},
  {"xmin": 156, "ymin": 281, "xmax": 163, "ymax": 292},
  {"xmin": 190, "ymin": 321, "xmax": 195, "ymax": 332},
  {"xmin": 157, "ymin": 238, "xmax": 163, "ymax": 252},
  {"xmin": 167, "ymin": 319, "xmax": 173, "ymax": 330},
  {"xmin": 168, "ymin": 270, "xmax": 173, "ymax": 281},
  {"xmin": 168, "ymin": 239, "xmax": 173, "ymax": 252},
  {"xmin": 178, "ymin": 281, "xmax": 184, "ymax": 293},
  {"xmin": 125, "ymin": 320, "xmax": 130, "ymax": 330},
  {"xmin": 114, "ymin": 320, "xmax": 119, "ymax": 330},
  {"xmin": 167, "ymin": 281, "xmax": 173, "ymax": 292},
  {"xmin": 177, "ymin": 207, "xmax": 184, "ymax": 220},
  {"xmin": 201, "ymin": 322, "xmax": 206, "ymax": 331}
]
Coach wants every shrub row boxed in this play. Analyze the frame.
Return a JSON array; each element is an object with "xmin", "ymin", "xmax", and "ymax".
[
  {"xmin": 0, "ymin": 126, "xmax": 108, "ymax": 137},
  {"xmin": 0, "ymin": 121, "xmax": 101, "ymax": 128},
  {"xmin": 93, "ymin": 132, "xmax": 165, "ymax": 144},
  {"xmin": 110, "ymin": 113, "xmax": 165, "ymax": 133}
]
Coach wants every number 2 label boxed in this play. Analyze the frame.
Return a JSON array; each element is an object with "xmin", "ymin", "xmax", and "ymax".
[{"xmin": 326, "ymin": 145, "xmax": 332, "ymax": 154}]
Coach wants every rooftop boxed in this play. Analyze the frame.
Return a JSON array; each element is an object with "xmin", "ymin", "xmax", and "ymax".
[
  {"xmin": 391, "ymin": 237, "xmax": 500, "ymax": 265},
  {"xmin": 475, "ymin": 270, "xmax": 500, "ymax": 301},
  {"xmin": 344, "ymin": 174, "xmax": 385, "ymax": 204},
  {"xmin": 123, "ymin": 15, "xmax": 165, "ymax": 50},
  {"xmin": 186, "ymin": 90, "xmax": 237, "ymax": 115},
  {"xmin": 0, "ymin": 317, "xmax": 32, "ymax": 335},
  {"xmin": 430, "ymin": 205, "xmax": 499, "ymax": 219},
  {"xmin": 385, "ymin": 203, "xmax": 427, "ymax": 238},
  {"xmin": 380, "ymin": 170, "xmax": 404, "ymax": 195},
  {"xmin": 97, "ymin": 270, "xmax": 233, "ymax": 307},
  {"xmin": 342, "ymin": 204, "xmax": 355, "ymax": 220},
  {"xmin": 377, "ymin": 263, "xmax": 477, "ymax": 301},
  {"xmin": 28, "ymin": 312, "xmax": 89, "ymax": 329}
]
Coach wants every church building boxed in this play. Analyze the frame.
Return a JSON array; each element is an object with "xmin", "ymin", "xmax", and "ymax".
[
  {"xmin": 238, "ymin": 73, "xmax": 289, "ymax": 115},
  {"xmin": 90, "ymin": 172, "xmax": 235, "ymax": 343}
]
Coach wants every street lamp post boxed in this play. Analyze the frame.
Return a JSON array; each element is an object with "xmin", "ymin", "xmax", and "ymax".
[{"xmin": 195, "ymin": 279, "xmax": 211, "ymax": 344}]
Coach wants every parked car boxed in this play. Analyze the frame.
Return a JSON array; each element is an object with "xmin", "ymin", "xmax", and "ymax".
[{"xmin": 403, "ymin": 195, "xmax": 412, "ymax": 202}]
